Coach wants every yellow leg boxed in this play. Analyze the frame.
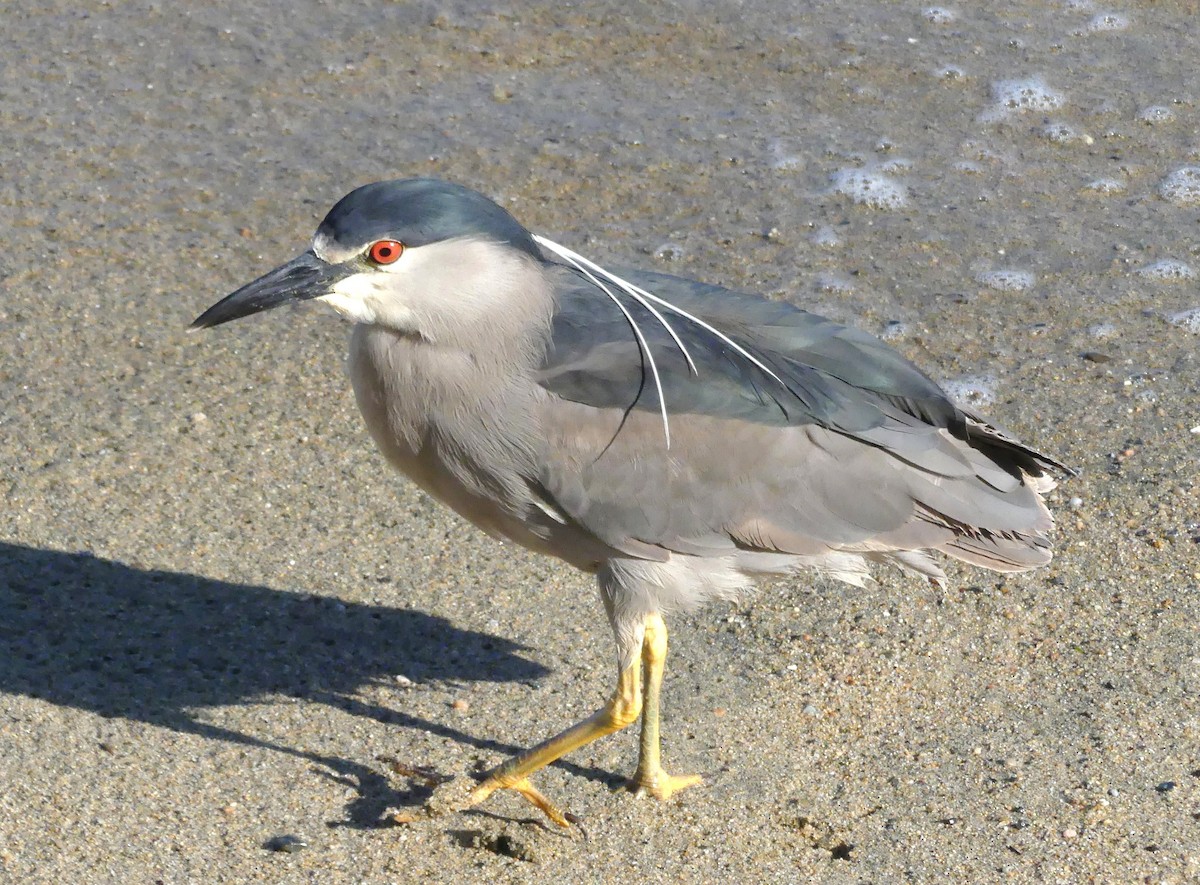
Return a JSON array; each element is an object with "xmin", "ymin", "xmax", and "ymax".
[
  {"xmin": 459, "ymin": 656, "xmax": 643, "ymax": 826},
  {"xmin": 627, "ymin": 613, "xmax": 703, "ymax": 800}
]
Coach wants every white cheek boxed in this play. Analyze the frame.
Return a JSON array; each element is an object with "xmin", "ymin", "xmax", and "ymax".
[
  {"xmin": 319, "ymin": 272, "xmax": 416, "ymax": 328},
  {"xmin": 318, "ymin": 290, "xmax": 377, "ymax": 324}
]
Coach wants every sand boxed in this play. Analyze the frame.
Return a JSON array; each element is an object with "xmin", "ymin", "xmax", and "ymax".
[{"xmin": 2, "ymin": 1, "xmax": 1198, "ymax": 881}]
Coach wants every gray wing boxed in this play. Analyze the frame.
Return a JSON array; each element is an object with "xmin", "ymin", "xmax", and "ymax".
[
  {"xmin": 529, "ymin": 263, "xmax": 1069, "ymax": 574},
  {"xmin": 538, "ymin": 266, "xmax": 958, "ymax": 430},
  {"xmin": 538, "ymin": 266, "xmax": 1065, "ymax": 476}
]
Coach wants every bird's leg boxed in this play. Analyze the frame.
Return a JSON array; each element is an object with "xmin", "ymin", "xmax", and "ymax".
[
  {"xmin": 627, "ymin": 613, "xmax": 703, "ymax": 800},
  {"xmin": 456, "ymin": 655, "xmax": 644, "ymax": 827}
]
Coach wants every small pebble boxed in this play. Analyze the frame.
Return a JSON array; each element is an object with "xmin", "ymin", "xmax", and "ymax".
[
  {"xmin": 1156, "ymin": 781, "xmax": 1176, "ymax": 793},
  {"xmin": 451, "ymin": 698, "xmax": 470, "ymax": 712},
  {"xmin": 265, "ymin": 835, "xmax": 307, "ymax": 853},
  {"xmin": 1040, "ymin": 122, "xmax": 1092, "ymax": 145}
]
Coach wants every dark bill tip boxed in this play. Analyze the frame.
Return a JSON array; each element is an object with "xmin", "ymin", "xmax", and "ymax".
[{"xmin": 190, "ymin": 251, "xmax": 347, "ymax": 330}]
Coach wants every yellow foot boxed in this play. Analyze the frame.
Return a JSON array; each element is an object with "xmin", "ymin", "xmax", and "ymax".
[
  {"xmin": 468, "ymin": 776, "xmax": 577, "ymax": 828},
  {"xmin": 626, "ymin": 769, "xmax": 703, "ymax": 801},
  {"xmin": 389, "ymin": 768, "xmax": 577, "ymax": 829}
]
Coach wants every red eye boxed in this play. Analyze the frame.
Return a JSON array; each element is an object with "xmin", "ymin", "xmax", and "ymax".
[{"xmin": 368, "ymin": 239, "xmax": 404, "ymax": 265}]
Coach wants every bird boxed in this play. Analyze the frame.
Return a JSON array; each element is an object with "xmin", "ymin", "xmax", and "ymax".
[{"xmin": 192, "ymin": 177, "xmax": 1071, "ymax": 827}]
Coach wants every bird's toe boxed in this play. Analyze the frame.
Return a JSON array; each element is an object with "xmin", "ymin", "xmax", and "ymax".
[{"xmin": 626, "ymin": 769, "xmax": 703, "ymax": 802}]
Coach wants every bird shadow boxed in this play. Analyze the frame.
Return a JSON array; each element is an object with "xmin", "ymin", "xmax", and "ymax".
[{"xmin": 0, "ymin": 541, "xmax": 612, "ymax": 828}]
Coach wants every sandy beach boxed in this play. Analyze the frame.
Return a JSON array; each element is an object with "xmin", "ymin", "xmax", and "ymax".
[{"xmin": 1, "ymin": 1, "xmax": 1198, "ymax": 881}]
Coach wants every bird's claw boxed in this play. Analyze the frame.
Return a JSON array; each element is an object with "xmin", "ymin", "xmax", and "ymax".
[
  {"xmin": 388, "ymin": 765, "xmax": 579, "ymax": 829},
  {"xmin": 625, "ymin": 769, "xmax": 703, "ymax": 802}
]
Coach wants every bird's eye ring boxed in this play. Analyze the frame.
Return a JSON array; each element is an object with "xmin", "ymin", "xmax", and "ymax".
[{"xmin": 368, "ymin": 240, "xmax": 404, "ymax": 265}]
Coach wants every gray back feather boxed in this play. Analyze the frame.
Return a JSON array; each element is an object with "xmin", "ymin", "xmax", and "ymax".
[
  {"xmin": 536, "ymin": 265, "xmax": 1065, "ymax": 480},
  {"xmin": 524, "ymin": 261, "xmax": 1071, "ymax": 579}
]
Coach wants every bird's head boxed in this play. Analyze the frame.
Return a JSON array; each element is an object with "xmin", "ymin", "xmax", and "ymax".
[{"xmin": 191, "ymin": 178, "xmax": 549, "ymax": 342}]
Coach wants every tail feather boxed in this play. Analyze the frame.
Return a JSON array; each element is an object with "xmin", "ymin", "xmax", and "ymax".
[
  {"xmin": 961, "ymin": 410, "xmax": 1076, "ymax": 481},
  {"xmin": 938, "ymin": 532, "xmax": 1053, "ymax": 572}
]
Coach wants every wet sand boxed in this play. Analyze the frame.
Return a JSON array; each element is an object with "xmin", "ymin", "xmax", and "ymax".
[{"xmin": 1, "ymin": 1, "xmax": 1198, "ymax": 881}]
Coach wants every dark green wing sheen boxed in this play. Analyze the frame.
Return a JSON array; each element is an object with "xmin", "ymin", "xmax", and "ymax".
[{"xmin": 536, "ymin": 266, "xmax": 963, "ymax": 435}]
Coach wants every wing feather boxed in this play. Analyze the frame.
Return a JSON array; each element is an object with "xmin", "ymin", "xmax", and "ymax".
[{"xmin": 529, "ymin": 261, "xmax": 1069, "ymax": 577}]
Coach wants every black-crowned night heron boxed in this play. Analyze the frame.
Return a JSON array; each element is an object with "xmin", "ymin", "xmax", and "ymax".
[{"xmin": 192, "ymin": 178, "xmax": 1070, "ymax": 827}]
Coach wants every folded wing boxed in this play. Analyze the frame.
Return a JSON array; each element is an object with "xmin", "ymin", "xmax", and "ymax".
[{"xmin": 530, "ymin": 263, "xmax": 1070, "ymax": 579}]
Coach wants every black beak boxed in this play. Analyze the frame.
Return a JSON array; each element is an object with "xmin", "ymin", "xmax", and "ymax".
[{"xmin": 190, "ymin": 251, "xmax": 350, "ymax": 330}]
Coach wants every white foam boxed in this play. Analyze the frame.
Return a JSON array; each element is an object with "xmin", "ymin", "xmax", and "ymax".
[
  {"xmin": 810, "ymin": 226, "xmax": 842, "ymax": 247},
  {"xmin": 830, "ymin": 167, "xmax": 909, "ymax": 210},
  {"xmin": 1040, "ymin": 122, "xmax": 1093, "ymax": 145},
  {"xmin": 1138, "ymin": 105, "xmax": 1174, "ymax": 125},
  {"xmin": 815, "ymin": 273, "xmax": 855, "ymax": 295},
  {"xmin": 767, "ymin": 138, "xmax": 806, "ymax": 171},
  {"xmin": 980, "ymin": 76, "xmax": 1065, "ymax": 122},
  {"xmin": 976, "ymin": 269, "xmax": 1036, "ymax": 291},
  {"xmin": 1167, "ymin": 307, "xmax": 1200, "ymax": 333},
  {"xmin": 1160, "ymin": 166, "xmax": 1200, "ymax": 205},
  {"xmin": 877, "ymin": 157, "xmax": 914, "ymax": 174},
  {"xmin": 1134, "ymin": 259, "xmax": 1196, "ymax": 281},
  {"xmin": 959, "ymin": 141, "xmax": 1006, "ymax": 163},
  {"xmin": 772, "ymin": 155, "xmax": 804, "ymax": 171},
  {"xmin": 1087, "ymin": 12, "xmax": 1130, "ymax": 31},
  {"xmin": 923, "ymin": 7, "xmax": 957, "ymax": 24},
  {"xmin": 941, "ymin": 375, "xmax": 997, "ymax": 408}
]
